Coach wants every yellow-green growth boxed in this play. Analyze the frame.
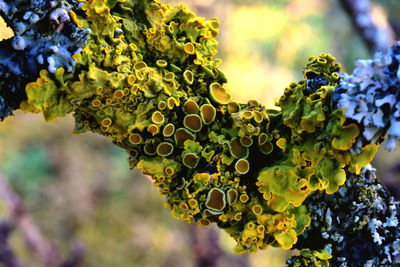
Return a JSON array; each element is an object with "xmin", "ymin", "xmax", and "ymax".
[{"xmin": 19, "ymin": 0, "xmax": 378, "ymax": 255}]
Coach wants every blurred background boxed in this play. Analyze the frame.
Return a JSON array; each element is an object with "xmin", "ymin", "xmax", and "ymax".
[{"xmin": 1, "ymin": 0, "xmax": 400, "ymax": 266}]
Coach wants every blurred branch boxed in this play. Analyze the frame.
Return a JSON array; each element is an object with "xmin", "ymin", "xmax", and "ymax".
[
  {"xmin": 383, "ymin": 163, "xmax": 400, "ymax": 200},
  {"xmin": 339, "ymin": 0, "xmax": 397, "ymax": 52},
  {"xmin": 0, "ymin": 219, "xmax": 25, "ymax": 267},
  {"xmin": 60, "ymin": 241, "xmax": 85, "ymax": 267},
  {"xmin": 0, "ymin": 172, "xmax": 85, "ymax": 267},
  {"xmin": 0, "ymin": 172, "xmax": 63, "ymax": 266},
  {"xmin": 189, "ymin": 224, "xmax": 251, "ymax": 267},
  {"xmin": 389, "ymin": 20, "xmax": 400, "ymax": 40}
]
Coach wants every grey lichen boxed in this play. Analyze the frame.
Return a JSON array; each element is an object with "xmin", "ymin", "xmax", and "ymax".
[
  {"xmin": 334, "ymin": 42, "xmax": 400, "ymax": 151},
  {"xmin": 289, "ymin": 165, "xmax": 400, "ymax": 266},
  {"xmin": 0, "ymin": 0, "xmax": 90, "ymax": 120}
]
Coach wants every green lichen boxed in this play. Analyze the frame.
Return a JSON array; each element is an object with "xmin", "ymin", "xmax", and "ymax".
[{"xmin": 19, "ymin": 0, "xmax": 378, "ymax": 255}]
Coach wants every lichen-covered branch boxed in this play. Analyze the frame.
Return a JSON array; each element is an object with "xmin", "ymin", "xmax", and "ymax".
[
  {"xmin": 287, "ymin": 165, "xmax": 400, "ymax": 266},
  {"xmin": 0, "ymin": 0, "xmax": 90, "ymax": 119},
  {"xmin": 0, "ymin": 0, "xmax": 399, "ymax": 265}
]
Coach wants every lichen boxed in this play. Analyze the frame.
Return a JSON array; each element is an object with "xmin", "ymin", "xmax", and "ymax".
[
  {"xmin": 292, "ymin": 165, "xmax": 400, "ymax": 266},
  {"xmin": 286, "ymin": 249, "xmax": 332, "ymax": 267},
  {"xmin": 0, "ymin": 0, "xmax": 90, "ymax": 120},
  {"xmin": 334, "ymin": 42, "xmax": 400, "ymax": 151},
  {"xmin": 0, "ymin": 0, "xmax": 389, "ymax": 257}
]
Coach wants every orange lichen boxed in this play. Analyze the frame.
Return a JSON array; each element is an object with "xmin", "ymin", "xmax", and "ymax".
[
  {"xmin": 183, "ymin": 100, "xmax": 199, "ymax": 114},
  {"xmin": 162, "ymin": 123, "xmax": 175, "ymax": 137},
  {"xmin": 183, "ymin": 114, "xmax": 202, "ymax": 132},
  {"xmin": 200, "ymin": 104, "xmax": 216, "ymax": 124},
  {"xmin": 235, "ymin": 159, "xmax": 250, "ymax": 174},
  {"xmin": 209, "ymin": 82, "xmax": 231, "ymax": 105},
  {"xmin": 229, "ymin": 138, "xmax": 249, "ymax": 159},
  {"xmin": 129, "ymin": 133, "xmax": 142, "ymax": 144},
  {"xmin": 206, "ymin": 188, "xmax": 226, "ymax": 211},
  {"xmin": 174, "ymin": 128, "xmax": 195, "ymax": 147},
  {"xmin": 157, "ymin": 142, "xmax": 174, "ymax": 156},
  {"xmin": 227, "ymin": 102, "xmax": 240, "ymax": 114}
]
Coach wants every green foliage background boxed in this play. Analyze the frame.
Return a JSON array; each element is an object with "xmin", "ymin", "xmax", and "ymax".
[{"xmin": 0, "ymin": 0, "xmax": 399, "ymax": 266}]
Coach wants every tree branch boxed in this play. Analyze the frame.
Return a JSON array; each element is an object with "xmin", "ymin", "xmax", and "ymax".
[
  {"xmin": 288, "ymin": 165, "xmax": 400, "ymax": 266},
  {"xmin": 0, "ymin": 172, "xmax": 63, "ymax": 267},
  {"xmin": 1, "ymin": 1, "xmax": 400, "ymax": 265},
  {"xmin": 0, "ymin": 219, "xmax": 25, "ymax": 267},
  {"xmin": 339, "ymin": 0, "xmax": 397, "ymax": 52},
  {"xmin": 189, "ymin": 224, "xmax": 251, "ymax": 267}
]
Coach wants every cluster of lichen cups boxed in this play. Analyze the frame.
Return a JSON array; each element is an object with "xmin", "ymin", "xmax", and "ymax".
[{"xmin": 20, "ymin": 0, "xmax": 378, "ymax": 254}]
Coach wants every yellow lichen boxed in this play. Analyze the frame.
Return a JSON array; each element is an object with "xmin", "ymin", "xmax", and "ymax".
[{"xmin": 18, "ymin": 0, "xmax": 378, "ymax": 255}]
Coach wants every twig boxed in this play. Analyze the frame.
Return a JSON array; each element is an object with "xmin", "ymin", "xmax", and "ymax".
[
  {"xmin": 190, "ymin": 224, "xmax": 223, "ymax": 267},
  {"xmin": 0, "ymin": 172, "xmax": 85, "ymax": 267},
  {"xmin": 189, "ymin": 224, "xmax": 251, "ymax": 267},
  {"xmin": 0, "ymin": 219, "xmax": 25, "ymax": 267},
  {"xmin": 339, "ymin": 0, "xmax": 397, "ymax": 52},
  {"xmin": 61, "ymin": 241, "xmax": 85, "ymax": 267},
  {"xmin": 0, "ymin": 172, "xmax": 63, "ymax": 266}
]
